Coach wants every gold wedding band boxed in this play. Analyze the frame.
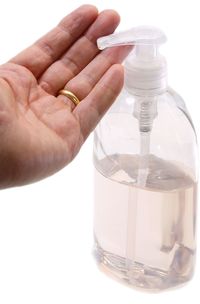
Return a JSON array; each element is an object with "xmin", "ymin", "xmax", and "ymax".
[{"xmin": 58, "ymin": 89, "xmax": 80, "ymax": 106}]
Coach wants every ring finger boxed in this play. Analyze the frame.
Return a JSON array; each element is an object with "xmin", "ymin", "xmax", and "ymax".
[{"xmin": 57, "ymin": 45, "xmax": 132, "ymax": 110}]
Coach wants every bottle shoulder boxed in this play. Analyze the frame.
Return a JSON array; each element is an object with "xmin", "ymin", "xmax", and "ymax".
[
  {"xmin": 97, "ymin": 87, "xmax": 197, "ymax": 146},
  {"xmin": 166, "ymin": 88, "xmax": 196, "ymax": 133},
  {"xmin": 109, "ymin": 86, "xmax": 186, "ymax": 109},
  {"xmin": 107, "ymin": 87, "xmax": 195, "ymax": 131}
]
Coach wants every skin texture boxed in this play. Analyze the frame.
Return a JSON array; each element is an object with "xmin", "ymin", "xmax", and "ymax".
[{"xmin": 0, "ymin": 5, "xmax": 131, "ymax": 189}]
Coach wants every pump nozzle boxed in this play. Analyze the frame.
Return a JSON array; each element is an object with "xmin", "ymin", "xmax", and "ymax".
[
  {"xmin": 97, "ymin": 26, "xmax": 166, "ymax": 50},
  {"xmin": 97, "ymin": 26, "xmax": 167, "ymax": 94}
]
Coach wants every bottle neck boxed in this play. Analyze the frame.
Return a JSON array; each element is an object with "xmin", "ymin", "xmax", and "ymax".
[
  {"xmin": 125, "ymin": 81, "xmax": 168, "ymax": 97},
  {"xmin": 124, "ymin": 56, "xmax": 168, "ymax": 97}
]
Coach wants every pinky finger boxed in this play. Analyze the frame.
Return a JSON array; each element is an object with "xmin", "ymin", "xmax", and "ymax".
[{"xmin": 73, "ymin": 64, "xmax": 124, "ymax": 141}]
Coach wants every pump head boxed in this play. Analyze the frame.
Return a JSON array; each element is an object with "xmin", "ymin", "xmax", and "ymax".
[{"xmin": 97, "ymin": 26, "xmax": 167, "ymax": 95}]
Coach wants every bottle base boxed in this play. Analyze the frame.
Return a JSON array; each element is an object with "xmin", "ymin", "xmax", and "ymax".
[{"xmin": 94, "ymin": 241, "xmax": 194, "ymax": 292}]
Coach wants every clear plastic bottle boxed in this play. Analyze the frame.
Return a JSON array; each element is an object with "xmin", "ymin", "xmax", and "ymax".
[{"xmin": 93, "ymin": 26, "xmax": 198, "ymax": 291}]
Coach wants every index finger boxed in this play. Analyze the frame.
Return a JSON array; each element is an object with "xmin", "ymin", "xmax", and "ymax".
[{"xmin": 10, "ymin": 5, "xmax": 98, "ymax": 78}]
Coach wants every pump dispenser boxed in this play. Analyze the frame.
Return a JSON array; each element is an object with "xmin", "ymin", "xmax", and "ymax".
[
  {"xmin": 98, "ymin": 26, "xmax": 167, "ymax": 96},
  {"xmin": 93, "ymin": 26, "xmax": 198, "ymax": 291}
]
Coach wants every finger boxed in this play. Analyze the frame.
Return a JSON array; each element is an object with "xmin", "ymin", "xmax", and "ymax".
[
  {"xmin": 39, "ymin": 10, "xmax": 120, "ymax": 94},
  {"xmin": 64, "ymin": 45, "xmax": 132, "ymax": 101},
  {"xmin": 10, "ymin": 5, "xmax": 98, "ymax": 78},
  {"xmin": 57, "ymin": 45, "xmax": 131, "ymax": 111},
  {"xmin": 74, "ymin": 64, "xmax": 124, "ymax": 142}
]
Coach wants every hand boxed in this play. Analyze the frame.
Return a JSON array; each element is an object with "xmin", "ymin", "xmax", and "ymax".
[{"xmin": 0, "ymin": 5, "xmax": 130, "ymax": 189}]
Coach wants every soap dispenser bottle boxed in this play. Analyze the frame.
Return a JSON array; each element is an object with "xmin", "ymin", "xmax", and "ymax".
[{"xmin": 93, "ymin": 26, "xmax": 198, "ymax": 291}]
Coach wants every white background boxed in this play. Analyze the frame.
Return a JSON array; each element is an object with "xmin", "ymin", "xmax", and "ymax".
[{"xmin": 0, "ymin": 0, "xmax": 200, "ymax": 303}]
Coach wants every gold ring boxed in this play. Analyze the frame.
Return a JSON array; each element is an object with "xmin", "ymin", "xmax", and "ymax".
[{"xmin": 58, "ymin": 89, "xmax": 80, "ymax": 106}]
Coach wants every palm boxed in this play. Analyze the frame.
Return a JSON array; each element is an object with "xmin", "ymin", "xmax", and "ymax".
[
  {"xmin": 0, "ymin": 63, "xmax": 81, "ymax": 178},
  {"xmin": 0, "ymin": 5, "xmax": 130, "ymax": 188}
]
